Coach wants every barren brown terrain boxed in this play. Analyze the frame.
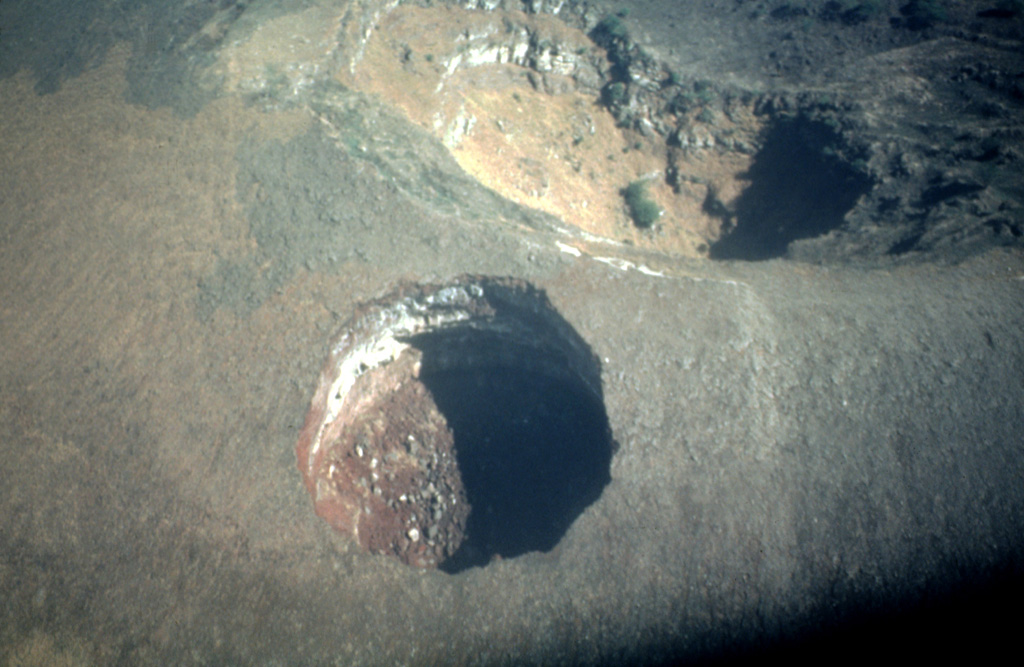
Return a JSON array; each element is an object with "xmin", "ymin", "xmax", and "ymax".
[{"xmin": 1, "ymin": 1, "xmax": 1023, "ymax": 664}]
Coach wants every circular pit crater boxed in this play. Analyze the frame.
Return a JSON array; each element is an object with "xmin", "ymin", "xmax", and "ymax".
[{"xmin": 296, "ymin": 276, "xmax": 616, "ymax": 573}]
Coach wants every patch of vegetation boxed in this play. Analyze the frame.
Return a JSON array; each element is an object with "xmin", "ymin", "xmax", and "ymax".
[
  {"xmin": 669, "ymin": 80, "xmax": 718, "ymax": 114},
  {"xmin": 669, "ymin": 91, "xmax": 697, "ymax": 114},
  {"xmin": 604, "ymin": 81, "xmax": 628, "ymax": 105},
  {"xmin": 623, "ymin": 179, "xmax": 662, "ymax": 229},
  {"xmin": 694, "ymin": 80, "xmax": 716, "ymax": 104},
  {"xmin": 593, "ymin": 15, "xmax": 629, "ymax": 43}
]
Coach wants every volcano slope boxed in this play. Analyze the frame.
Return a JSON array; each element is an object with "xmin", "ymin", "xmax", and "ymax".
[{"xmin": 1, "ymin": 0, "xmax": 1023, "ymax": 664}]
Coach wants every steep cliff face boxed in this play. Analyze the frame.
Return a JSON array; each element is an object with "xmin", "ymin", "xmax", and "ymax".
[
  {"xmin": 326, "ymin": 1, "xmax": 759, "ymax": 257},
  {"xmin": 325, "ymin": 0, "xmax": 1024, "ymax": 263},
  {"xmin": 308, "ymin": 0, "xmax": 1022, "ymax": 262}
]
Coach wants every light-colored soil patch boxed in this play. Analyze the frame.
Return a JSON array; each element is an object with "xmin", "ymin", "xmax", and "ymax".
[{"xmin": 343, "ymin": 4, "xmax": 758, "ymax": 257}]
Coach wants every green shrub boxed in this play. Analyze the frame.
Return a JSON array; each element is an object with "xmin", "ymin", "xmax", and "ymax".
[
  {"xmin": 605, "ymin": 82, "xmax": 628, "ymax": 105},
  {"xmin": 594, "ymin": 15, "xmax": 629, "ymax": 41},
  {"xmin": 624, "ymin": 180, "xmax": 662, "ymax": 229},
  {"xmin": 694, "ymin": 80, "xmax": 716, "ymax": 104}
]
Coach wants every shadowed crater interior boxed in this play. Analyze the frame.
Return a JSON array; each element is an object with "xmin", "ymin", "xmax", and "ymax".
[
  {"xmin": 709, "ymin": 116, "xmax": 873, "ymax": 261},
  {"xmin": 295, "ymin": 276, "xmax": 615, "ymax": 573}
]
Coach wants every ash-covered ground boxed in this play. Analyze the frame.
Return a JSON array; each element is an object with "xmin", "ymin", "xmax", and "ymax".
[{"xmin": 1, "ymin": 1, "xmax": 1023, "ymax": 664}]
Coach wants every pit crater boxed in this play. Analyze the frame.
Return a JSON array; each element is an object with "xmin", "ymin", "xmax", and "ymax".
[{"xmin": 296, "ymin": 276, "xmax": 615, "ymax": 573}]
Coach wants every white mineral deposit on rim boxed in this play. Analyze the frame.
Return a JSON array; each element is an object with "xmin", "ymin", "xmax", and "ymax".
[
  {"xmin": 310, "ymin": 287, "xmax": 481, "ymax": 464},
  {"xmin": 294, "ymin": 276, "xmax": 610, "ymax": 569},
  {"xmin": 294, "ymin": 280, "xmax": 496, "ymax": 558}
]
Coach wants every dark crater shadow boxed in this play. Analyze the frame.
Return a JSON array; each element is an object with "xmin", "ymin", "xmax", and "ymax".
[
  {"xmin": 709, "ymin": 116, "xmax": 873, "ymax": 261},
  {"xmin": 403, "ymin": 300, "xmax": 615, "ymax": 573}
]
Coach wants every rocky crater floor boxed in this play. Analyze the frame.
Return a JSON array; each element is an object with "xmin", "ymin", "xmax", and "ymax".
[{"xmin": 1, "ymin": 0, "xmax": 1023, "ymax": 664}]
